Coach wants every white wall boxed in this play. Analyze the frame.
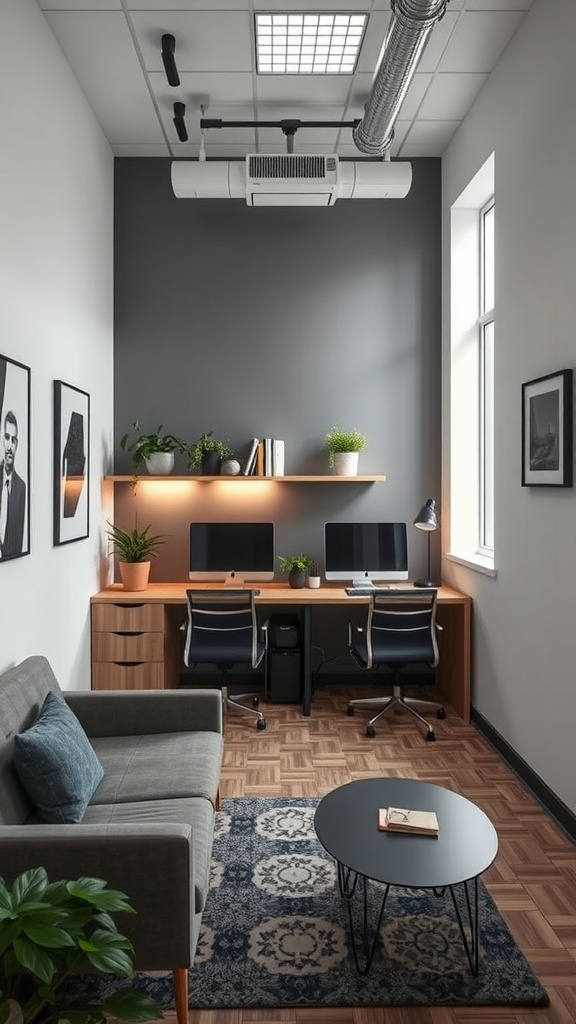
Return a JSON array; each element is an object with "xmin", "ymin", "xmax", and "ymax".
[
  {"xmin": 442, "ymin": 0, "xmax": 576, "ymax": 814},
  {"xmin": 0, "ymin": 0, "xmax": 113, "ymax": 688}
]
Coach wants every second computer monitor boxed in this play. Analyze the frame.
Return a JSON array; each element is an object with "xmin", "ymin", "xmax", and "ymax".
[
  {"xmin": 324, "ymin": 521, "xmax": 409, "ymax": 586},
  {"xmin": 189, "ymin": 522, "xmax": 275, "ymax": 583}
]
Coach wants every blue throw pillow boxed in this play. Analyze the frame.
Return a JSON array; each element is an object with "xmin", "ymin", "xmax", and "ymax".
[{"xmin": 13, "ymin": 691, "xmax": 104, "ymax": 823}]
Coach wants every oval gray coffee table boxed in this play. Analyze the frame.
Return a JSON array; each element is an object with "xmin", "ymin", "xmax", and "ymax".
[{"xmin": 314, "ymin": 777, "xmax": 498, "ymax": 975}]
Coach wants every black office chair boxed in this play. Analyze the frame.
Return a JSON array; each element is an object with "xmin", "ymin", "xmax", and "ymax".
[
  {"xmin": 346, "ymin": 588, "xmax": 445, "ymax": 741},
  {"xmin": 183, "ymin": 589, "xmax": 268, "ymax": 730}
]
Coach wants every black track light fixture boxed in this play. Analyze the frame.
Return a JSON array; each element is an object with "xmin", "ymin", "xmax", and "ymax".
[
  {"xmin": 161, "ymin": 33, "xmax": 180, "ymax": 87},
  {"xmin": 173, "ymin": 102, "xmax": 188, "ymax": 142}
]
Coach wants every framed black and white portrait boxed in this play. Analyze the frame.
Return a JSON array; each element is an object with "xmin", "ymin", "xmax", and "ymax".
[
  {"xmin": 53, "ymin": 380, "xmax": 90, "ymax": 545},
  {"xmin": 521, "ymin": 369, "xmax": 573, "ymax": 487},
  {"xmin": 0, "ymin": 354, "xmax": 30, "ymax": 561}
]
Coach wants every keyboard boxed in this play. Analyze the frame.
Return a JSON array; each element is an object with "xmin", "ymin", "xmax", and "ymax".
[{"xmin": 345, "ymin": 587, "xmax": 378, "ymax": 596}]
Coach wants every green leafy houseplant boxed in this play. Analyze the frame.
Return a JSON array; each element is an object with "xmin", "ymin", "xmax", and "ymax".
[
  {"xmin": 187, "ymin": 432, "xmax": 233, "ymax": 471},
  {"xmin": 119, "ymin": 422, "xmax": 189, "ymax": 476},
  {"xmin": 324, "ymin": 427, "xmax": 367, "ymax": 467},
  {"xmin": 105, "ymin": 517, "xmax": 166, "ymax": 563},
  {"xmin": 0, "ymin": 867, "xmax": 162, "ymax": 1024},
  {"xmin": 277, "ymin": 554, "xmax": 313, "ymax": 574}
]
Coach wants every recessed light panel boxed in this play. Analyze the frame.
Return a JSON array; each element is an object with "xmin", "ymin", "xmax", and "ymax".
[{"xmin": 256, "ymin": 12, "xmax": 367, "ymax": 74}]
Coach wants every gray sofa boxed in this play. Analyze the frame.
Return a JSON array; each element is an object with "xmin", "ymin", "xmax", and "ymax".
[{"xmin": 0, "ymin": 655, "xmax": 224, "ymax": 1024}]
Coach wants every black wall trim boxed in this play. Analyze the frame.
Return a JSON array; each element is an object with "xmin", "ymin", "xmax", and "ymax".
[{"xmin": 472, "ymin": 707, "xmax": 576, "ymax": 844}]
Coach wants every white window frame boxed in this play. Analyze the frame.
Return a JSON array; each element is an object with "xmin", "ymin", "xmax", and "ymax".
[
  {"xmin": 479, "ymin": 198, "xmax": 494, "ymax": 555},
  {"xmin": 448, "ymin": 154, "xmax": 496, "ymax": 576}
]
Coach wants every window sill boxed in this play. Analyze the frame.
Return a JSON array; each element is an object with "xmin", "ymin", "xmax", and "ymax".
[{"xmin": 445, "ymin": 552, "xmax": 497, "ymax": 577}]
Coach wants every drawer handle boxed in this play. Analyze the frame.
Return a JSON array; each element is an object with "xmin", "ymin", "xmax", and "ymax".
[
  {"xmin": 113, "ymin": 662, "xmax": 145, "ymax": 667},
  {"xmin": 113, "ymin": 603, "xmax": 145, "ymax": 610},
  {"xmin": 114, "ymin": 631, "xmax": 145, "ymax": 637}
]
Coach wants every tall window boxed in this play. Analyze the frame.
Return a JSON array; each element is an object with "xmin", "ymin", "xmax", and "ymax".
[
  {"xmin": 479, "ymin": 199, "xmax": 494, "ymax": 553},
  {"xmin": 449, "ymin": 154, "xmax": 495, "ymax": 574}
]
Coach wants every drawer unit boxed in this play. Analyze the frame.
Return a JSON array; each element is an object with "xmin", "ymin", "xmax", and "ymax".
[
  {"xmin": 91, "ymin": 600, "xmax": 168, "ymax": 690},
  {"xmin": 92, "ymin": 662, "xmax": 165, "ymax": 691}
]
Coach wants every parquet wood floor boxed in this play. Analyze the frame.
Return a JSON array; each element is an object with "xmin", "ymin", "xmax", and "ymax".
[{"xmin": 167, "ymin": 686, "xmax": 576, "ymax": 1024}]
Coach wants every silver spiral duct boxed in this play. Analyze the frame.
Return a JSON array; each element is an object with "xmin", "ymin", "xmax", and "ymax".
[{"xmin": 353, "ymin": 0, "xmax": 449, "ymax": 157}]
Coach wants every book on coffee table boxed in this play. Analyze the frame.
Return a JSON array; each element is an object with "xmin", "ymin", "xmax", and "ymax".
[{"xmin": 378, "ymin": 806, "xmax": 439, "ymax": 835}]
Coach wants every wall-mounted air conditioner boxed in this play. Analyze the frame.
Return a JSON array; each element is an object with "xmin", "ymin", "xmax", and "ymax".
[{"xmin": 171, "ymin": 155, "xmax": 412, "ymax": 205}]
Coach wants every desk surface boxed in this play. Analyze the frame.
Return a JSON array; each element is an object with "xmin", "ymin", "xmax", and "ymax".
[{"xmin": 92, "ymin": 582, "xmax": 469, "ymax": 605}]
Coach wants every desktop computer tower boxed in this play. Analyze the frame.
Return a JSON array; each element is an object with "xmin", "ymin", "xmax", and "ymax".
[{"xmin": 267, "ymin": 614, "xmax": 302, "ymax": 703}]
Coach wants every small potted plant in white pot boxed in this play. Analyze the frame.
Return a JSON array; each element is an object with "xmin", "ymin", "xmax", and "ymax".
[
  {"xmin": 324, "ymin": 426, "xmax": 367, "ymax": 476},
  {"xmin": 105, "ymin": 515, "xmax": 166, "ymax": 591},
  {"xmin": 278, "ymin": 553, "xmax": 313, "ymax": 589},
  {"xmin": 187, "ymin": 431, "xmax": 234, "ymax": 476},
  {"xmin": 119, "ymin": 421, "xmax": 189, "ymax": 479}
]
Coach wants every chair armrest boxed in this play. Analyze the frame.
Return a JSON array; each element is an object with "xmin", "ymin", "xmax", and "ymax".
[
  {"xmin": 65, "ymin": 688, "xmax": 223, "ymax": 738},
  {"xmin": 0, "ymin": 824, "xmax": 195, "ymax": 966}
]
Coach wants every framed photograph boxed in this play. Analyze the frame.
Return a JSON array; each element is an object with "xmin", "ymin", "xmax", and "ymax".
[
  {"xmin": 53, "ymin": 381, "xmax": 90, "ymax": 545},
  {"xmin": 522, "ymin": 369, "xmax": 573, "ymax": 487},
  {"xmin": 0, "ymin": 355, "xmax": 31, "ymax": 561}
]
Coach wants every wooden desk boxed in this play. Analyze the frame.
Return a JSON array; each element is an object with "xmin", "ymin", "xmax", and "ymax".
[{"xmin": 90, "ymin": 583, "xmax": 471, "ymax": 721}]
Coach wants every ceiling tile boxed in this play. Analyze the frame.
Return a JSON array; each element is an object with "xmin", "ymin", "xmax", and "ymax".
[
  {"xmin": 39, "ymin": 0, "xmax": 121, "ymax": 8},
  {"xmin": 128, "ymin": 0, "xmax": 249, "ymax": 8},
  {"xmin": 400, "ymin": 118, "xmax": 461, "ymax": 155},
  {"xmin": 356, "ymin": 10, "xmax": 391, "ymax": 73},
  {"xmin": 149, "ymin": 71, "xmax": 255, "ymax": 111},
  {"xmin": 438, "ymin": 10, "xmax": 526, "ymax": 72},
  {"xmin": 464, "ymin": 0, "xmax": 532, "ymax": 9},
  {"xmin": 44, "ymin": 11, "xmax": 164, "ymax": 143},
  {"xmin": 131, "ymin": 11, "xmax": 253, "ymax": 73},
  {"xmin": 256, "ymin": 75, "xmax": 352, "ymax": 106},
  {"xmin": 418, "ymin": 72, "xmax": 488, "ymax": 119}
]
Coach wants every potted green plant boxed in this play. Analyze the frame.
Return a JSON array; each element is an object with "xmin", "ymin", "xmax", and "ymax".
[
  {"xmin": 187, "ymin": 431, "xmax": 233, "ymax": 476},
  {"xmin": 324, "ymin": 427, "xmax": 367, "ymax": 476},
  {"xmin": 119, "ymin": 421, "xmax": 189, "ymax": 478},
  {"xmin": 0, "ymin": 866, "xmax": 162, "ymax": 1024},
  {"xmin": 105, "ymin": 515, "xmax": 166, "ymax": 592},
  {"xmin": 278, "ymin": 553, "xmax": 313, "ymax": 589}
]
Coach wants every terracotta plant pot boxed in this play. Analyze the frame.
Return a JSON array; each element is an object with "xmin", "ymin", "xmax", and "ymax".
[{"xmin": 119, "ymin": 561, "xmax": 151, "ymax": 592}]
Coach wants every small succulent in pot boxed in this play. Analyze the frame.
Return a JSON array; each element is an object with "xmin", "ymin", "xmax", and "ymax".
[{"xmin": 324, "ymin": 427, "xmax": 367, "ymax": 467}]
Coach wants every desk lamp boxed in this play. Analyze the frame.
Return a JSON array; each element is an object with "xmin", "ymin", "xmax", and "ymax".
[{"xmin": 413, "ymin": 498, "xmax": 440, "ymax": 588}]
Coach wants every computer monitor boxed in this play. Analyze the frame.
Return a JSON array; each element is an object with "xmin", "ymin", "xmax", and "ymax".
[
  {"xmin": 189, "ymin": 522, "xmax": 275, "ymax": 583},
  {"xmin": 324, "ymin": 521, "xmax": 409, "ymax": 586}
]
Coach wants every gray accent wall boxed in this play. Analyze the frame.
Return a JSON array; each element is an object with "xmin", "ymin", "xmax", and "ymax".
[{"xmin": 113, "ymin": 157, "xmax": 441, "ymax": 601}]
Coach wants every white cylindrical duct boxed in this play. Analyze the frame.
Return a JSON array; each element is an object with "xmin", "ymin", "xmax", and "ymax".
[{"xmin": 353, "ymin": 0, "xmax": 448, "ymax": 157}]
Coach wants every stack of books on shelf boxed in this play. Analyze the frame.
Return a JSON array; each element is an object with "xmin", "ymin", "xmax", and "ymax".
[
  {"xmin": 243, "ymin": 438, "xmax": 285, "ymax": 477},
  {"xmin": 378, "ymin": 807, "xmax": 439, "ymax": 835}
]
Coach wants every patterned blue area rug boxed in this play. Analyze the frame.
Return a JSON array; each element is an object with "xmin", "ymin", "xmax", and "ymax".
[{"xmin": 82, "ymin": 797, "xmax": 549, "ymax": 1009}]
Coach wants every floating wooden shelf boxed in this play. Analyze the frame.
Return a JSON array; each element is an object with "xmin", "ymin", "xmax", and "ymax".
[{"xmin": 105, "ymin": 475, "xmax": 386, "ymax": 483}]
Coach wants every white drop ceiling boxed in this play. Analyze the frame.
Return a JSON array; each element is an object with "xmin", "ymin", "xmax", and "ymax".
[{"xmin": 38, "ymin": 0, "xmax": 534, "ymax": 159}]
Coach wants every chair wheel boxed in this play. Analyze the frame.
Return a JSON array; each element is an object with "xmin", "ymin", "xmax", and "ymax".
[
  {"xmin": 426, "ymin": 730, "xmax": 436, "ymax": 742},
  {"xmin": 366, "ymin": 725, "xmax": 376, "ymax": 737},
  {"xmin": 347, "ymin": 705, "xmax": 355, "ymax": 716},
  {"xmin": 436, "ymin": 707, "xmax": 446, "ymax": 719},
  {"xmin": 257, "ymin": 718, "xmax": 267, "ymax": 730}
]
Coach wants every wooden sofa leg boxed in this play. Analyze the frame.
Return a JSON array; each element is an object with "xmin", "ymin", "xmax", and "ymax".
[
  {"xmin": 173, "ymin": 967, "xmax": 189, "ymax": 1024},
  {"xmin": 215, "ymin": 786, "xmax": 221, "ymax": 811}
]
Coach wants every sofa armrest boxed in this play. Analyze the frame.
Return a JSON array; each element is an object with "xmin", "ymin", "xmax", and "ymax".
[
  {"xmin": 0, "ymin": 824, "xmax": 196, "ymax": 968},
  {"xmin": 65, "ymin": 688, "xmax": 223, "ymax": 738}
]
